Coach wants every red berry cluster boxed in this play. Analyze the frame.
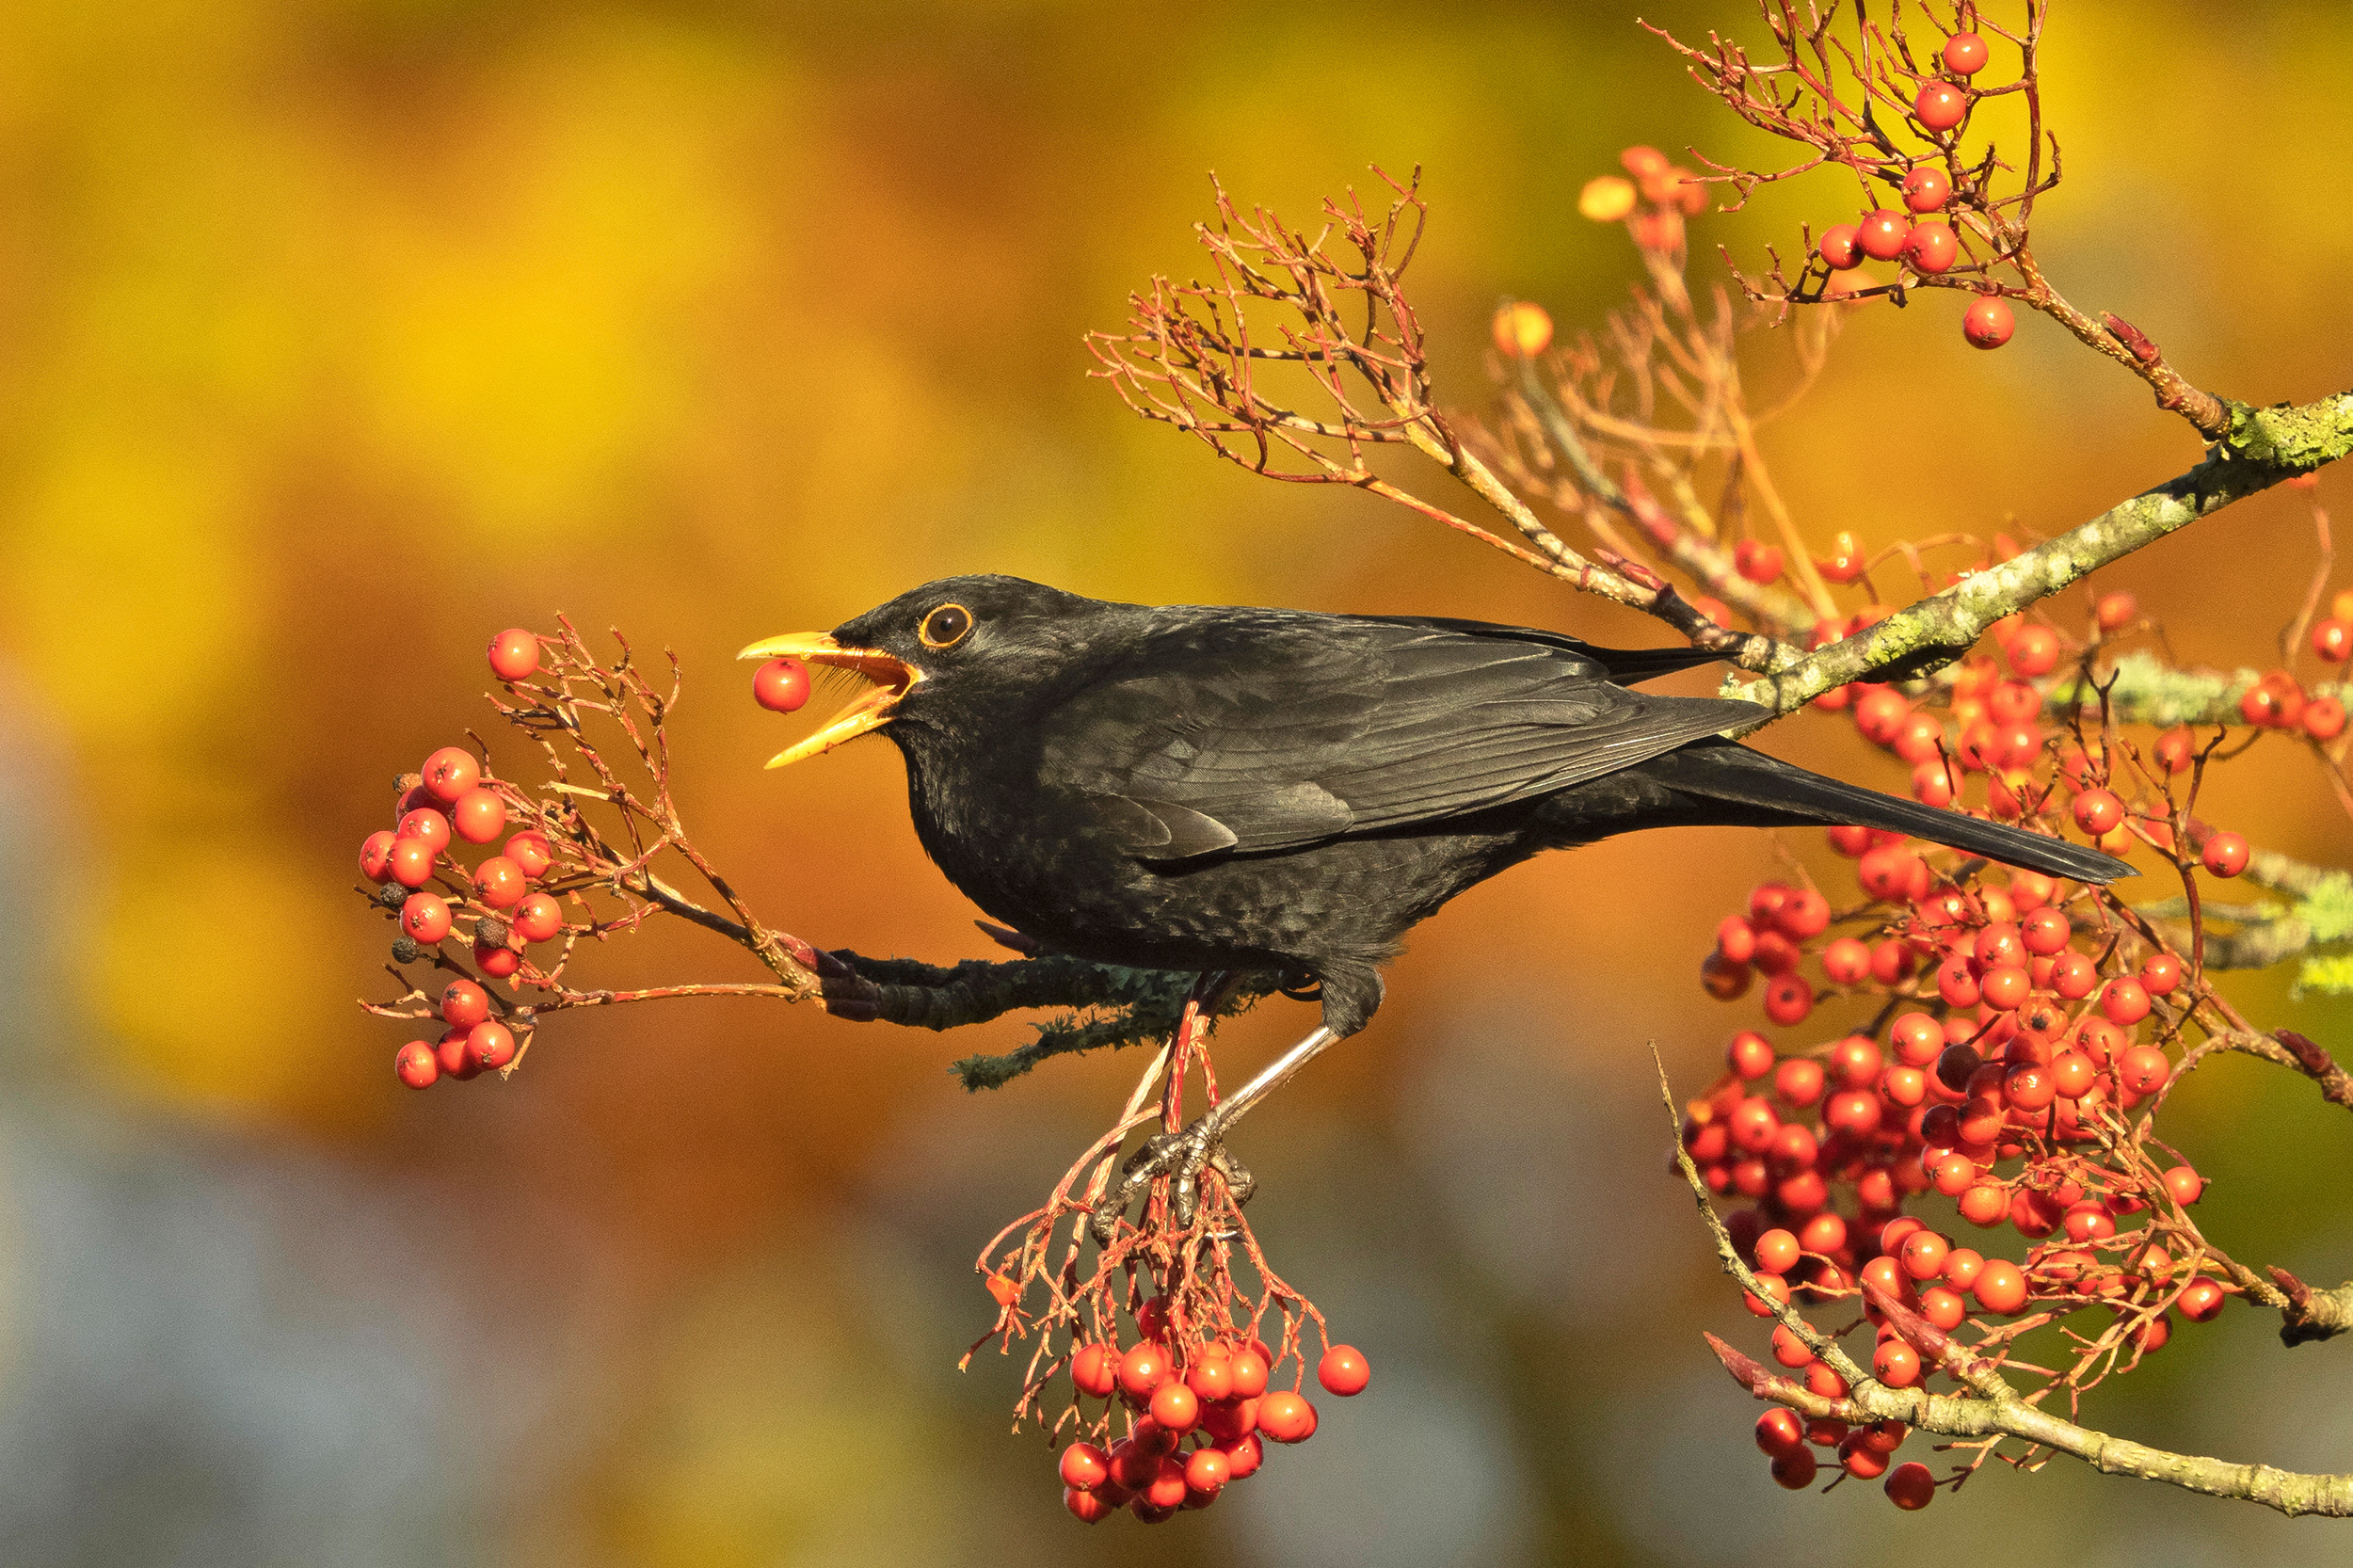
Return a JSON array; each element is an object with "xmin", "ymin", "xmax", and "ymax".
[
  {"xmin": 360, "ymin": 630, "xmax": 573, "ymax": 1088},
  {"xmin": 1044, "ymin": 1290, "xmax": 1369, "ymax": 1525}
]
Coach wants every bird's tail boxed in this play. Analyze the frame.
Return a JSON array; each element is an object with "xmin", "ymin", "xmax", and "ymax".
[{"xmin": 1647, "ymin": 740, "xmax": 2135, "ymax": 884}]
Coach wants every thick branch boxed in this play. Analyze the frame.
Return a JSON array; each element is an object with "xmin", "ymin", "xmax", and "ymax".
[{"xmin": 1726, "ymin": 392, "xmax": 2353, "ymax": 712}]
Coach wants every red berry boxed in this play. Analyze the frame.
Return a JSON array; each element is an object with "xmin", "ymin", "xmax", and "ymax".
[
  {"xmin": 1819, "ymin": 224, "xmax": 1864, "ymax": 270},
  {"xmin": 474, "ymin": 856, "xmax": 528, "ymax": 909},
  {"xmin": 1756, "ymin": 1406, "xmax": 1805, "ymax": 1456},
  {"xmin": 2118, "ymin": 1046, "xmax": 2171, "ymax": 1096},
  {"xmin": 1913, "ymin": 81, "xmax": 1968, "ymax": 131},
  {"xmin": 1872, "ymin": 1339, "xmax": 1921, "ymax": 1387},
  {"xmin": 2304, "ymin": 696, "xmax": 2347, "ymax": 740},
  {"xmin": 2161, "ymin": 1165, "xmax": 2203, "ymax": 1206},
  {"xmin": 1774, "ymin": 1056, "xmax": 1826, "ymax": 1108},
  {"xmin": 1257, "ymin": 1391, "xmax": 1318, "ymax": 1444},
  {"xmin": 1149, "ymin": 1380, "xmax": 1200, "ymax": 1432},
  {"xmin": 1143, "ymin": 1455, "xmax": 1189, "ymax": 1510},
  {"xmin": 1118, "ymin": 1342, "xmax": 1170, "ymax": 1399},
  {"xmin": 487, "ymin": 629, "xmax": 541, "ymax": 683},
  {"xmin": 1898, "ymin": 1230, "xmax": 1950, "ymax": 1281},
  {"xmin": 2071, "ymin": 789, "xmax": 2123, "ymax": 836},
  {"xmin": 436, "ymin": 1028, "xmax": 477, "ymax": 1080},
  {"xmin": 440, "ymin": 979, "xmax": 489, "ymax": 1029},
  {"xmin": 1736, "ymin": 540, "xmax": 1786, "ymax": 584},
  {"xmin": 2314, "ymin": 618, "xmax": 2352, "ymax": 664},
  {"xmin": 399, "ymin": 892, "xmax": 452, "ymax": 944},
  {"xmin": 1770, "ymin": 1448, "xmax": 1818, "ymax": 1489},
  {"xmin": 1183, "ymin": 1447, "xmax": 1230, "ymax": 1496},
  {"xmin": 504, "ymin": 831, "xmax": 553, "ymax": 879},
  {"xmin": 394, "ymin": 1041, "xmax": 440, "ymax": 1089},
  {"xmin": 1226, "ymin": 1346, "xmax": 1270, "ymax": 1400},
  {"xmin": 1900, "ymin": 167, "xmax": 1952, "ymax": 213},
  {"xmin": 1493, "ymin": 301, "xmax": 1553, "ymax": 357},
  {"xmin": 467, "ymin": 1020, "xmax": 516, "ymax": 1071},
  {"xmin": 451, "ymin": 787, "xmax": 506, "ymax": 845},
  {"xmin": 1755, "ymin": 1227, "xmax": 1802, "ymax": 1273},
  {"xmin": 1904, "ymin": 221, "xmax": 1958, "ymax": 274},
  {"xmin": 2139, "ymin": 952, "xmax": 2183, "ymax": 996},
  {"xmin": 1064, "ymin": 1485, "xmax": 1113, "ymax": 1524},
  {"xmin": 1072, "ymin": 1342, "xmax": 1118, "ymax": 1398},
  {"xmin": 1974, "ymin": 1259, "xmax": 2028, "ymax": 1315},
  {"xmin": 360, "ymin": 830, "xmax": 398, "ymax": 883},
  {"xmin": 1856, "ymin": 209, "xmax": 1909, "ymax": 261},
  {"xmin": 1060, "ymin": 1441, "xmax": 1109, "ymax": 1491},
  {"xmin": 753, "ymin": 657, "xmax": 811, "ymax": 713},
  {"xmin": 396, "ymin": 809, "xmax": 452, "ymax": 856},
  {"xmin": 1186, "ymin": 1355, "xmax": 1233, "ymax": 1404},
  {"xmin": 1763, "ymin": 974, "xmax": 1814, "ymax": 1027},
  {"xmin": 1728, "ymin": 1031, "xmax": 1776, "ymax": 1080},
  {"xmin": 1962, "ymin": 296, "xmax": 2014, "ymax": 349},
  {"xmin": 2101, "ymin": 978, "xmax": 2152, "ymax": 1026},
  {"xmin": 1958, "ymin": 1181, "xmax": 2009, "ymax": 1227},
  {"xmin": 1822, "ymin": 937, "xmax": 1871, "ymax": 985},
  {"xmin": 422, "ymin": 746, "xmax": 481, "ymax": 805},
  {"xmin": 1318, "ymin": 1344, "xmax": 1370, "ymax": 1397},
  {"xmin": 2201, "ymin": 832, "xmax": 2249, "ymax": 878},
  {"xmin": 1827, "ymin": 823, "xmax": 1874, "ymax": 856},
  {"xmin": 2096, "ymin": 592, "xmax": 2138, "ymax": 632},
  {"xmin": 2180, "ymin": 1278, "xmax": 2226, "ymax": 1322},
  {"xmin": 475, "ymin": 941, "xmax": 520, "ymax": 979},
  {"xmin": 1885, "ymin": 1460, "xmax": 1937, "ymax": 1510},
  {"xmin": 2007, "ymin": 626, "xmax": 2060, "ymax": 677},
  {"xmin": 1219, "ymin": 1432, "xmax": 1264, "ymax": 1480},
  {"xmin": 512, "ymin": 892, "xmax": 564, "ymax": 944},
  {"xmin": 1943, "ymin": 30, "xmax": 1989, "ymax": 72},
  {"xmin": 1853, "ymin": 688, "xmax": 1913, "ymax": 744}
]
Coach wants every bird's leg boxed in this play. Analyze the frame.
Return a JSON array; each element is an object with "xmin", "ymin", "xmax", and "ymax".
[{"xmin": 1091, "ymin": 1024, "xmax": 1342, "ymax": 1241}]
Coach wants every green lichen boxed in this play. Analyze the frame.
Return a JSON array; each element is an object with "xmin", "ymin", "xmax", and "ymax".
[{"xmin": 2295, "ymin": 873, "xmax": 2353, "ymax": 949}]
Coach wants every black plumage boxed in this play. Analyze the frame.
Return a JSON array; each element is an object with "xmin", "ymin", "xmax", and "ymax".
[{"xmin": 744, "ymin": 574, "xmax": 2128, "ymax": 1198}]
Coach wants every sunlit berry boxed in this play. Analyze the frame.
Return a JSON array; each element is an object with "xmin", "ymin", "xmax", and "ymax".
[
  {"xmin": 422, "ymin": 746, "xmax": 482, "ymax": 805},
  {"xmin": 487, "ymin": 629, "xmax": 540, "ymax": 682},
  {"xmin": 2096, "ymin": 592, "xmax": 2138, "ymax": 632},
  {"xmin": 1257, "ymin": 1391, "xmax": 1318, "ymax": 1444},
  {"xmin": 1493, "ymin": 302, "xmax": 1553, "ymax": 358},
  {"xmin": 1913, "ymin": 81, "xmax": 1967, "ymax": 131},
  {"xmin": 1072, "ymin": 1342, "xmax": 1119, "ymax": 1399},
  {"xmin": 441, "ymin": 979, "xmax": 489, "ymax": 1029},
  {"xmin": 1942, "ymin": 31, "xmax": 1989, "ymax": 73},
  {"xmin": 467, "ymin": 1020, "xmax": 516, "ymax": 1070},
  {"xmin": 395, "ymin": 1041, "xmax": 440, "ymax": 1089},
  {"xmin": 1900, "ymin": 167, "xmax": 1951, "ymax": 213},
  {"xmin": 451, "ymin": 788, "xmax": 506, "ymax": 845},
  {"xmin": 753, "ymin": 657, "xmax": 812, "ymax": 713},
  {"xmin": 1060, "ymin": 1441, "xmax": 1110, "ymax": 1491},
  {"xmin": 512, "ymin": 892, "xmax": 564, "ymax": 944},
  {"xmin": 400, "ymin": 892, "xmax": 452, "ymax": 944},
  {"xmin": 2201, "ymin": 832, "xmax": 2249, "ymax": 878},
  {"xmin": 1318, "ymin": 1345, "xmax": 1370, "ymax": 1397},
  {"xmin": 1819, "ymin": 224, "xmax": 1864, "ymax": 270},
  {"xmin": 474, "ymin": 856, "xmax": 528, "ymax": 909},
  {"xmin": 1904, "ymin": 221, "xmax": 1958, "ymax": 274},
  {"xmin": 360, "ymin": 830, "xmax": 397, "ymax": 883},
  {"xmin": 396, "ymin": 809, "xmax": 452, "ymax": 856},
  {"xmin": 2071, "ymin": 789, "xmax": 2123, "ymax": 836},
  {"xmin": 1149, "ymin": 1380, "xmax": 1200, "ymax": 1433},
  {"xmin": 1119, "ymin": 1342, "xmax": 1170, "ymax": 1399},
  {"xmin": 1962, "ymin": 296, "xmax": 2014, "ymax": 348},
  {"xmin": 1857, "ymin": 210, "xmax": 1909, "ymax": 261},
  {"xmin": 2117, "ymin": 1046, "xmax": 2171, "ymax": 1096},
  {"xmin": 504, "ymin": 830, "xmax": 554, "ymax": 879},
  {"xmin": 2180, "ymin": 1278, "xmax": 2226, "ymax": 1322}
]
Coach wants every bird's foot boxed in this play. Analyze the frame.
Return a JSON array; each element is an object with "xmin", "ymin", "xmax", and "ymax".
[{"xmin": 1089, "ymin": 1116, "xmax": 1256, "ymax": 1244}]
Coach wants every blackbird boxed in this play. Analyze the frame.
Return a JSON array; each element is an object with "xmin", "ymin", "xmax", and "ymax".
[{"xmin": 743, "ymin": 574, "xmax": 2129, "ymax": 1220}]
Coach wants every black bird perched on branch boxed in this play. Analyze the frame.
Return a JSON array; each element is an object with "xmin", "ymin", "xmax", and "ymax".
[{"xmin": 743, "ymin": 574, "xmax": 2131, "ymax": 1221}]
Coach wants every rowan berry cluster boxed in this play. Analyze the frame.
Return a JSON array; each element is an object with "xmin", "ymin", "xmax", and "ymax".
[
  {"xmin": 1676, "ymin": 585, "xmax": 2353, "ymax": 1502},
  {"xmin": 959, "ymin": 990, "xmax": 1374, "ymax": 1527},
  {"xmin": 355, "ymin": 620, "xmax": 824, "ymax": 1085},
  {"xmin": 1035, "ymin": 1291, "xmax": 1370, "ymax": 1525}
]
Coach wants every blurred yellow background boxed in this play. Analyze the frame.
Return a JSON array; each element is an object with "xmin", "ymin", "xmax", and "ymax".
[{"xmin": 0, "ymin": 1, "xmax": 2348, "ymax": 1563}]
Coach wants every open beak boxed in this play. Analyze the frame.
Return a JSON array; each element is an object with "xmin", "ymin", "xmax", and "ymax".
[{"xmin": 736, "ymin": 632, "xmax": 922, "ymax": 768}]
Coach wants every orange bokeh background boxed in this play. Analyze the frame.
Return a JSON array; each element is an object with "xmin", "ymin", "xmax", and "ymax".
[{"xmin": 0, "ymin": 2, "xmax": 2348, "ymax": 1563}]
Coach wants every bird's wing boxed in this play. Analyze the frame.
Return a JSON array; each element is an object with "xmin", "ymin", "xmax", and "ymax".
[
  {"xmin": 1043, "ymin": 614, "xmax": 1765, "ymax": 861},
  {"xmin": 1351, "ymin": 614, "xmax": 1725, "ymax": 685}
]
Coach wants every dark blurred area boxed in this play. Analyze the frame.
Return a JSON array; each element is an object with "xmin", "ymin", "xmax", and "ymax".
[{"xmin": 0, "ymin": 2, "xmax": 2349, "ymax": 1563}]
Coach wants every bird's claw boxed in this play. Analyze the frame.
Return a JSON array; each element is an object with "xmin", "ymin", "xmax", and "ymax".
[{"xmin": 1089, "ymin": 1118, "xmax": 1256, "ymax": 1243}]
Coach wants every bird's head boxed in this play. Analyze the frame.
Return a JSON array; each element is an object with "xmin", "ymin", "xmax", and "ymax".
[{"xmin": 738, "ymin": 574, "xmax": 1110, "ymax": 768}]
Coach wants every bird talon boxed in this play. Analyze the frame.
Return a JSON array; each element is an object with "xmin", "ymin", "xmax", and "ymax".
[{"xmin": 1089, "ymin": 1117, "xmax": 1250, "ymax": 1241}]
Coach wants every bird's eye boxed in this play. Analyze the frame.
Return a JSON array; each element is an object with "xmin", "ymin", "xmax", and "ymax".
[{"xmin": 919, "ymin": 602, "xmax": 974, "ymax": 649}]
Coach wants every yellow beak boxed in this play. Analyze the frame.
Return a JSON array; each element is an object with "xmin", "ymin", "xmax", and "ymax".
[{"xmin": 736, "ymin": 632, "xmax": 922, "ymax": 768}]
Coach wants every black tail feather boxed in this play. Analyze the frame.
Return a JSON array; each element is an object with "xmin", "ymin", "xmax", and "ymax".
[{"xmin": 1653, "ymin": 742, "xmax": 2136, "ymax": 883}]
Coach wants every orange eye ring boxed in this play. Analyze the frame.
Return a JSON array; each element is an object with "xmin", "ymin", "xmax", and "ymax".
[{"xmin": 920, "ymin": 602, "xmax": 974, "ymax": 649}]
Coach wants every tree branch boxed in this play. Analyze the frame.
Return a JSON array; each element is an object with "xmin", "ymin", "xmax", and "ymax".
[{"xmin": 1725, "ymin": 392, "xmax": 2353, "ymax": 711}]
